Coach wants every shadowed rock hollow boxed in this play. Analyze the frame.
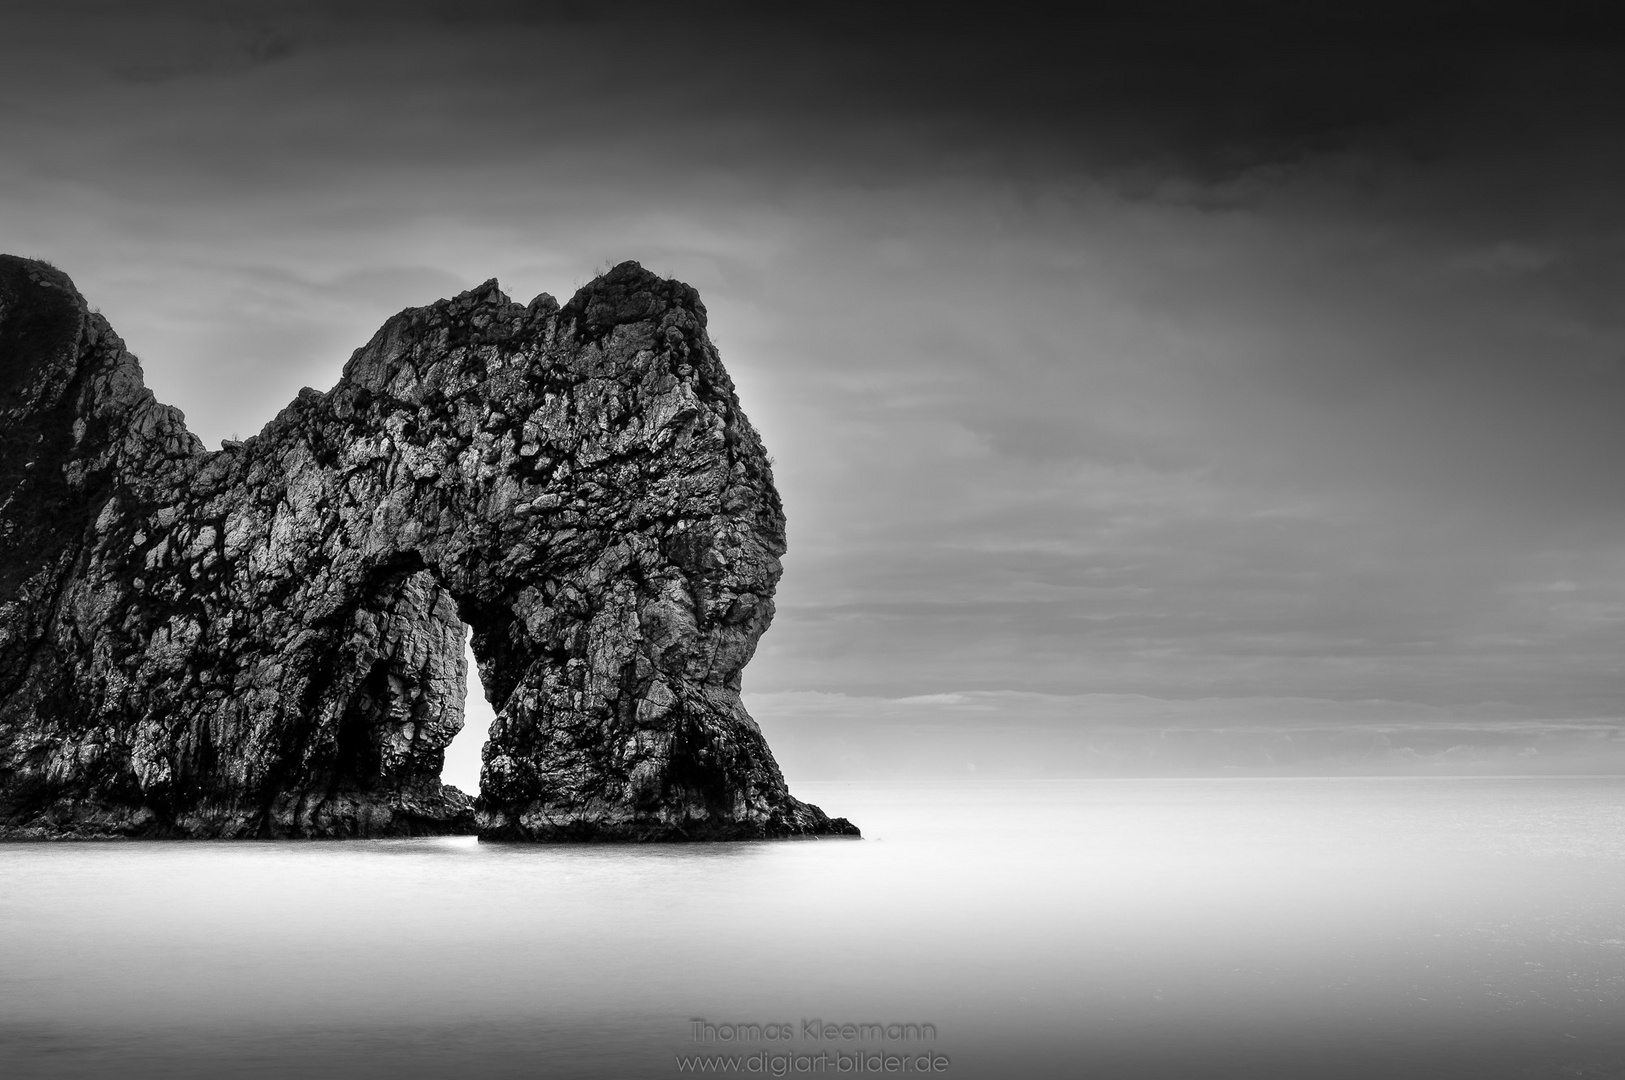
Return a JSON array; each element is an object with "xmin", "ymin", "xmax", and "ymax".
[{"xmin": 0, "ymin": 254, "xmax": 857, "ymax": 840}]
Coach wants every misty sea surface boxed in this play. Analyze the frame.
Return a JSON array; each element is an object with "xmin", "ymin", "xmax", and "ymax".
[{"xmin": 5, "ymin": 777, "xmax": 1625, "ymax": 1080}]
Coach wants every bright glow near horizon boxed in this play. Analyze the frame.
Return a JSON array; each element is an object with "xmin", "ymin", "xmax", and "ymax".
[{"xmin": 442, "ymin": 630, "xmax": 494, "ymax": 795}]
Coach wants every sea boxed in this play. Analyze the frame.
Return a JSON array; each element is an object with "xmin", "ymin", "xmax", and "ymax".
[{"xmin": 4, "ymin": 777, "xmax": 1625, "ymax": 1079}]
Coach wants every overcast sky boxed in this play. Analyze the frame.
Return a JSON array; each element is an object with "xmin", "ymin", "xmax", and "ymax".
[{"xmin": 7, "ymin": 2, "xmax": 1625, "ymax": 777}]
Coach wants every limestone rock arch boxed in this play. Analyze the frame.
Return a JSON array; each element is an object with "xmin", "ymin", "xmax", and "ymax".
[{"xmin": 0, "ymin": 254, "xmax": 856, "ymax": 840}]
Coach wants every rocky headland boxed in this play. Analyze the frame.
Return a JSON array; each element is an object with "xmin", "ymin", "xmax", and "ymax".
[{"xmin": 0, "ymin": 254, "xmax": 857, "ymax": 840}]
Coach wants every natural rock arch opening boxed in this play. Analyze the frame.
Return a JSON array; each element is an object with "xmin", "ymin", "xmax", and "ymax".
[
  {"xmin": 440, "ymin": 624, "xmax": 494, "ymax": 798},
  {"xmin": 0, "ymin": 254, "xmax": 856, "ymax": 840}
]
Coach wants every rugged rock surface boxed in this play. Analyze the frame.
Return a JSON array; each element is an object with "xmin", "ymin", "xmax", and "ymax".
[{"xmin": 0, "ymin": 254, "xmax": 857, "ymax": 840}]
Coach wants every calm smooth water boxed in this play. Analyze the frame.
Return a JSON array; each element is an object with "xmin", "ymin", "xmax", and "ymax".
[{"xmin": 5, "ymin": 778, "xmax": 1625, "ymax": 1079}]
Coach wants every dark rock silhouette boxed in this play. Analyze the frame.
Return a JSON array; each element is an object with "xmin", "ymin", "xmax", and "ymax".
[{"xmin": 0, "ymin": 255, "xmax": 856, "ymax": 840}]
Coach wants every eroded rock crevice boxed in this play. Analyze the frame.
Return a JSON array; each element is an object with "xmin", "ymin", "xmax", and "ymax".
[{"xmin": 0, "ymin": 255, "xmax": 856, "ymax": 840}]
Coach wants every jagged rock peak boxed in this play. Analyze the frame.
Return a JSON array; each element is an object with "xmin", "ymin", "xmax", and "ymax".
[{"xmin": 0, "ymin": 254, "xmax": 857, "ymax": 840}]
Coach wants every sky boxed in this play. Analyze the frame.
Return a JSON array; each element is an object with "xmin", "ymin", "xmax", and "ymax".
[{"xmin": 6, "ymin": 1, "xmax": 1625, "ymax": 779}]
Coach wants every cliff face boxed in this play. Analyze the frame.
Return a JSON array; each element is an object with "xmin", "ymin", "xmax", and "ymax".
[{"xmin": 0, "ymin": 255, "xmax": 856, "ymax": 840}]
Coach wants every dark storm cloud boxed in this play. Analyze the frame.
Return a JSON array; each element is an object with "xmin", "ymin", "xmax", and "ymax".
[
  {"xmin": 13, "ymin": 2, "xmax": 1614, "ymax": 183},
  {"xmin": 6, "ymin": 1, "xmax": 1625, "ymax": 770}
]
